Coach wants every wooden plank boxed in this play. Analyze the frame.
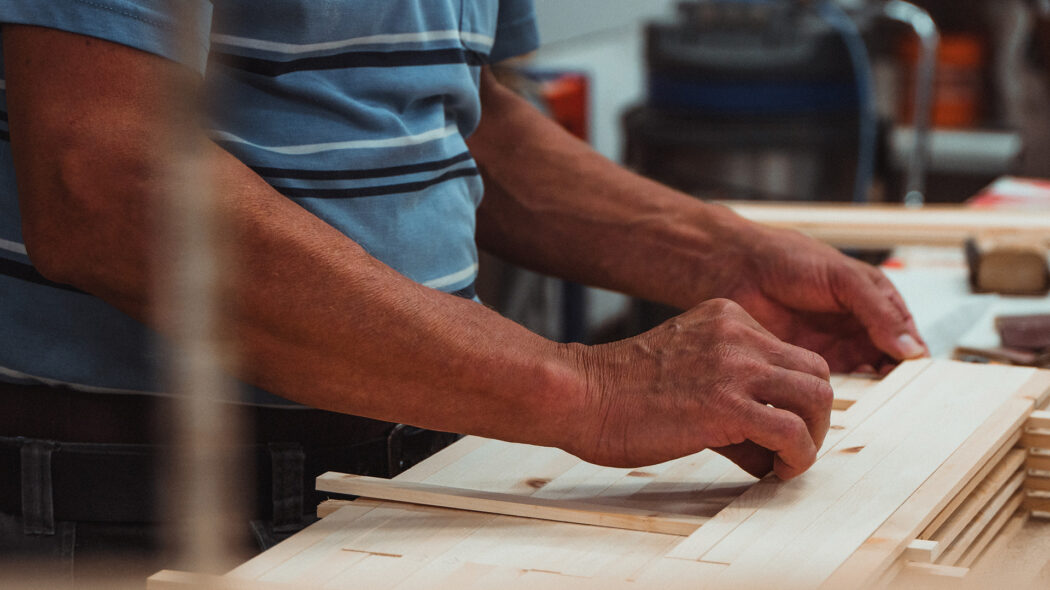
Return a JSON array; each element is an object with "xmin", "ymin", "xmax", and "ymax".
[
  {"xmin": 1028, "ymin": 410, "xmax": 1050, "ymax": 430},
  {"xmin": 666, "ymin": 359, "xmax": 933, "ymax": 562},
  {"xmin": 938, "ymin": 472, "xmax": 1026, "ymax": 566},
  {"xmin": 822, "ymin": 369, "xmax": 1050, "ymax": 589},
  {"xmin": 316, "ymin": 472, "xmax": 708, "ymax": 536},
  {"xmin": 713, "ymin": 363, "xmax": 1033, "ymax": 589},
  {"xmin": 924, "ymin": 448, "xmax": 1026, "ymax": 546},
  {"xmin": 724, "ymin": 201, "xmax": 1050, "ymax": 249},
  {"xmin": 225, "ymin": 502, "xmax": 378, "ymax": 581},
  {"xmin": 903, "ymin": 539, "xmax": 942, "ymax": 563},
  {"xmin": 957, "ymin": 496, "xmax": 1028, "ymax": 569}
]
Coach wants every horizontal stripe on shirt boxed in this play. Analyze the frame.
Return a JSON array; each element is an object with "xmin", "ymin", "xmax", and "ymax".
[
  {"xmin": 274, "ymin": 166, "xmax": 479, "ymax": 199},
  {"xmin": 251, "ymin": 151, "xmax": 473, "ymax": 181},
  {"xmin": 211, "ymin": 30, "xmax": 495, "ymax": 54},
  {"xmin": 212, "ymin": 48, "xmax": 487, "ymax": 77},
  {"xmin": 0, "ymin": 238, "xmax": 27, "ymax": 256},
  {"xmin": 210, "ymin": 124, "xmax": 457, "ymax": 155}
]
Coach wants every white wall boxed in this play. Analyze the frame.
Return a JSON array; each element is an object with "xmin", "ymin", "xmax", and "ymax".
[
  {"xmin": 530, "ymin": 2, "xmax": 680, "ymax": 331},
  {"xmin": 533, "ymin": 0, "xmax": 677, "ymax": 46}
]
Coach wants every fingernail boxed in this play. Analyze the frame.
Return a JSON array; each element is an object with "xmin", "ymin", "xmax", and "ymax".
[{"xmin": 896, "ymin": 334, "xmax": 926, "ymax": 359}]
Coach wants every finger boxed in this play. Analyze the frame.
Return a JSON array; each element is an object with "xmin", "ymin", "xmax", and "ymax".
[
  {"xmin": 832, "ymin": 266, "xmax": 927, "ymax": 361},
  {"xmin": 742, "ymin": 403, "xmax": 818, "ymax": 480},
  {"xmin": 868, "ymin": 267, "xmax": 928, "ymax": 350},
  {"xmin": 761, "ymin": 334, "xmax": 832, "ymax": 382},
  {"xmin": 714, "ymin": 441, "xmax": 774, "ymax": 479},
  {"xmin": 752, "ymin": 368, "xmax": 833, "ymax": 450}
]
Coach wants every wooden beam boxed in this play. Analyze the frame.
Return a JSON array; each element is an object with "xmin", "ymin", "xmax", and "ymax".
[
  {"xmin": 1022, "ymin": 431, "xmax": 1050, "ymax": 449},
  {"xmin": 957, "ymin": 496, "xmax": 1028, "ymax": 569},
  {"xmin": 316, "ymin": 472, "xmax": 709, "ymax": 536}
]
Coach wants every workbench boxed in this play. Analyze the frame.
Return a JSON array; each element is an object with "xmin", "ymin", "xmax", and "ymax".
[{"xmin": 149, "ymin": 245, "xmax": 1050, "ymax": 590}]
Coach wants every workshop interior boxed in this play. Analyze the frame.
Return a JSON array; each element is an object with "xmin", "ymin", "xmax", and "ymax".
[{"xmin": 3, "ymin": 0, "xmax": 1050, "ymax": 588}]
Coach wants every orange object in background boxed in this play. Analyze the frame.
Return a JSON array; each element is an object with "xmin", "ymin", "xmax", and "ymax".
[
  {"xmin": 539, "ymin": 73, "xmax": 589, "ymax": 142},
  {"xmin": 898, "ymin": 33, "xmax": 985, "ymax": 128}
]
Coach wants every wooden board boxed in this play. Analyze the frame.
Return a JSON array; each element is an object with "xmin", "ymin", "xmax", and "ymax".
[
  {"xmin": 724, "ymin": 201, "xmax": 1050, "ymax": 249},
  {"xmin": 174, "ymin": 361, "xmax": 1050, "ymax": 590}
]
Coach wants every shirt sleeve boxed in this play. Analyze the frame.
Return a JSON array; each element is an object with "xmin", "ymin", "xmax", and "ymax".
[
  {"xmin": 0, "ymin": 0, "xmax": 213, "ymax": 74},
  {"xmin": 490, "ymin": 0, "xmax": 540, "ymax": 62}
]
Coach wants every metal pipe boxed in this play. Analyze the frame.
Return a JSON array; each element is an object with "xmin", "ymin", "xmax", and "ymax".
[{"xmin": 882, "ymin": 0, "xmax": 939, "ymax": 207}]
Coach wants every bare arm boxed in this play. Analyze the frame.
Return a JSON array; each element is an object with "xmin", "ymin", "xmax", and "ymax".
[
  {"xmin": 3, "ymin": 25, "xmax": 581, "ymax": 448},
  {"xmin": 5, "ymin": 27, "xmax": 833, "ymax": 478},
  {"xmin": 469, "ymin": 68, "xmax": 926, "ymax": 370}
]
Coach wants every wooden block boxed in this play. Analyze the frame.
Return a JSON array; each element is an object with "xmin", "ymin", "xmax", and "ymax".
[
  {"xmin": 903, "ymin": 539, "xmax": 942, "ymax": 563},
  {"xmin": 997, "ymin": 314, "xmax": 1050, "ymax": 351},
  {"xmin": 966, "ymin": 235, "xmax": 1049, "ymax": 296},
  {"xmin": 1028, "ymin": 410, "xmax": 1050, "ymax": 430},
  {"xmin": 901, "ymin": 562, "xmax": 970, "ymax": 578},
  {"xmin": 316, "ymin": 472, "xmax": 708, "ymax": 536}
]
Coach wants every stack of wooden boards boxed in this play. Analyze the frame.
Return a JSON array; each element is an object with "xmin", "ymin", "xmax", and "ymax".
[{"xmin": 149, "ymin": 359, "xmax": 1050, "ymax": 590}]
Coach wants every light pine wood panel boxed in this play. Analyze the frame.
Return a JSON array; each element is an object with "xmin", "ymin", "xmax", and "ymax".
[
  {"xmin": 710, "ymin": 363, "xmax": 1036, "ymax": 589},
  {"xmin": 821, "ymin": 370, "xmax": 1050, "ymax": 589}
]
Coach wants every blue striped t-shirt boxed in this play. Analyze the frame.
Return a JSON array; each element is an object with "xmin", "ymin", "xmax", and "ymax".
[{"xmin": 0, "ymin": 0, "xmax": 539, "ymax": 404}]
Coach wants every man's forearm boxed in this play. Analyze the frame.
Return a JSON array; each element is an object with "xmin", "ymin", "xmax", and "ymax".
[
  {"xmin": 469, "ymin": 69, "xmax": 757, "ymax": 310},
  {"xmin": 4, "ymin": 26, "xmax": 583, "ymax": 451}
]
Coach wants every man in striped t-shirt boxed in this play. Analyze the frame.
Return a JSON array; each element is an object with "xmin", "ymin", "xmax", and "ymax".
[{"xmin": 0, "ymin": 0, "xmax": 925, "ymax": 562}]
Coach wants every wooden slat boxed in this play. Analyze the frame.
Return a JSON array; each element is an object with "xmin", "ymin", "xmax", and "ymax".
[
  {"xmin": 1028, "ymin": 410, "xmax": 1050, "ymax": 430},
  {"xmin": 1024, "ymin": 475, "xmax": 1050, "ymax": 491},
  {"xmin": 1026, "ymin": 451, "xmax": 1050, "ymax": 472},
  {"xmin": 938, "ymin": 472, "xmax": 1026, "ymax": 565},
  {"xmin": 920, "ymin": 430, "xmax": 1021, "ymax": 537},
  {"xmin": 316, "ymin": 472, "xmax": 708, "ymax": 536},
  {"xmin": 923, "ymin": 448, "xmax": 1026, "ymax": 545},
  {"xmin": 1022, "ymin": 431, "xmax": 1050, "ymax": 449},
  {"xmin": 822, "ymin": 369, "xmax": 1050, "ymax": 589},
  {"xmin": 957, "ymin": 496, "xmax": 1027, "ymax": 569},
  {"xmin": 724, "ymin": 201, "xmax": 1050, "ymax": 249}
]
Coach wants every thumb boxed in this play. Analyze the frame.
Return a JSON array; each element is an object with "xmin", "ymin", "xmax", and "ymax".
[{"xmin": 832, "ymin": 266, "xmax": 927, "ymax": 361}]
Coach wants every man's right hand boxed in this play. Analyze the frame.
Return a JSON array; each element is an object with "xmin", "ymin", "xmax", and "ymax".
[{"xmin": 565, "ymin": 298, "xmax": 834, "ymax": 480}]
